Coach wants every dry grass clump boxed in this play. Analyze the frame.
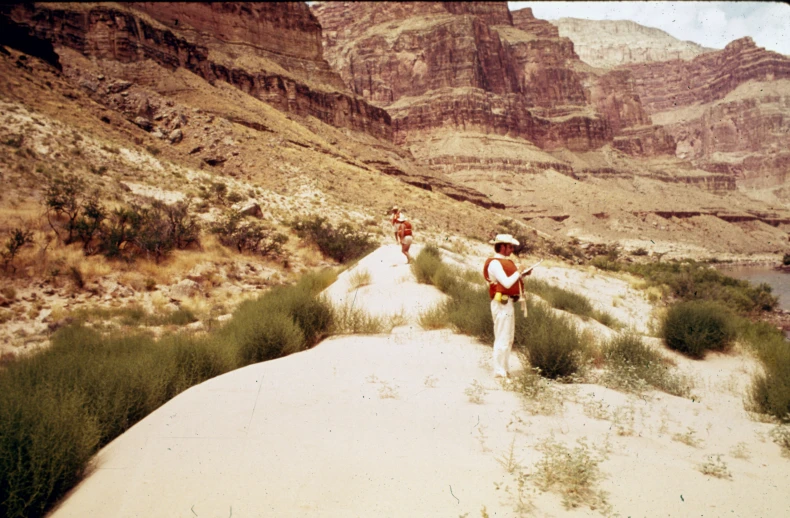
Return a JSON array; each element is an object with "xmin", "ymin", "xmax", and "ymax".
[
  {"xmin": 534, "ymin": 437, "xmax": 610, "ymax": 512},
  {"xmin": 524, "ymin": 278, "xmax": 622, "ymax": 329},
  {"xmin": 347, "ymin": 268, "xmax": 372, "ymax": 291},
  {"xmin": 697, "ymin": 454, "xmax": 732, "ymax": 480},
  {"xmin": 601, "ymin": 332, "xmax": 693, "ymax": 397}
]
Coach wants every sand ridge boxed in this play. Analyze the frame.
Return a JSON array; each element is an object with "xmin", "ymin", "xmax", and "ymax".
[{"xmin": 48, "ymin": 245, "xmax": 790, "ymax": 517}]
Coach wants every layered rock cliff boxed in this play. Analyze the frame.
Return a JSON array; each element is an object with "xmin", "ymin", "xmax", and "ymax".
[
  {"xmin": 623, "ymin": 37, "xmax": 790, "ymax": 114},
  {"xmin": 1, "ymin": 2, "xmax": 392, "ymax": 139},
  {"xmin": 312, "ymin": 1, "xmax": 655, "ymax": 166},
  {"xmin": 623, "ymin": 39, "xmax": 790, "ymax": 188},
  {"xmin": 553, "ymin": 18, "xmax": 713, "ymax": 68}
]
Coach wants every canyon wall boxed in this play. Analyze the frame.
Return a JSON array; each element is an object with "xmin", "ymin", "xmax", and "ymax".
[
  {"xmin": 1, "ymin": 3, "xmax": 392, "ymax": 139},
  {"xmin": 553, "ymin": 18, "xmax": 712, "ymax": 68}
]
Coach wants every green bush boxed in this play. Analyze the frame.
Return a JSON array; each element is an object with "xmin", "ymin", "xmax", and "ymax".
[
  {"xmin": 0, "ymin": 387, "xmax": 100, "ymax": 518},
  {"xmin": 211, "ymin": 210, "xmax": 285, "ymax": 256},
  {"xmin": 738, "ymin": 320, "xmax": 790, "ymax": 421},
  {"xmin": 515, "ymin": 299, "xmax": 590, "ymax": 379},
  {"xmin": 292, "ymin": 215, "xmax": 376, "ymax": 263},
  {"xmin": 0, "ymin": 269, "xmax": 338, "ymax": 518},
  {"xmin": 524, "ymin": 278, "xmax": 619, "ymax": 329},
  {"xmin": 625, "ymin": 261, "xmax": 776, "ymax": 314},
  {"xmin": 602, "ymin": 333, "xmax": 691, "ymax": 397},
  {"xmin": 411, "ymin": 245, "xmax": 442, "ymax": 284},
  {"xmin": 661, "ymin": 301, "xmax": 736, "ymax": 358}
]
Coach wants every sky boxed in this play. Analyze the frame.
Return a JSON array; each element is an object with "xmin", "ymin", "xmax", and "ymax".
[{"xmin": 508, "ymin": 1, "xmax": 790, "ymax": 56}]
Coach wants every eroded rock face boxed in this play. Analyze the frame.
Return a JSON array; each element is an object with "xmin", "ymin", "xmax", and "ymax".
[
  {"xmin": 553, "ymin": 18, "xmax": 713, "ymax": 68},
  {"xmin": 313, "ymin": 1, "xmax": 635, "ymax": 160},
  {"xmin": 2, "ymin": 2, "xmax": 392, "ymax": 139},
  {"xmin": 623, "ymin": 37, "xmax": 790, "ymax": 114},
  {"xmin": 625, "ymin": 40, "xmax": 790, "ymax": 188}
]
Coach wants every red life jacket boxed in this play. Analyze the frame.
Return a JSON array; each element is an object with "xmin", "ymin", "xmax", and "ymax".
[
  {"xmin": 483, "ymin": 257, "xmax": 522, "ymax": 299},
  {"xmin": 400, "ymin": 221, "xmax": 412, "ymax": 237}
]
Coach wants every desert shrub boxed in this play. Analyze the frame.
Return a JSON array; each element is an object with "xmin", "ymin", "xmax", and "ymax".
[
  {"xmin": 160, "ymin": 200, "xmax": 201, "ymax": 250},
  {"xmin": 72, "ymin": 197, "xmax": 106, "ymax": 253},
  {"xmin": 347, "ymin": 268, "xmax": 372, "ymax": 290},
  {"xmin": 626, "ymin": 261, "xmax": 776, "ymax": 314},
  {"xmin": 632, "ymin": 248, "xmax": 649, "ymax": 256},
  {"xmin": 211, "ymin": 210, "xmax": 285, "ymax": 256},
  {"xmin": 1, "ymin": 227, "xmax": 34, "ymax": 272},
  {"xmin": 227, "ymin": 301, "xmax": 306, "ymax": 363},
  {"xmin": 330, "ymin": 303, "xmax": 386, "ymax": 334},
  {"xmin": 0, "ymin": 386, "xmax": 100, "ymax": 518},
  {"xmin": 741, "ymin": 320, "xmax": 790, "ymax": 421},
  {"xmin": 411, "ymin": 244, "xmax": 442, "ymax": 284},
  {"xmin": 515, "ymin": 300, "xmax": 591, "ymax": 379},
  {"xmin": 291, "ymin": 214, "xmax": 376, "ymax": 263},
  {"xmin": 99, "ymin": 206, "xmax": 143, "ymax": 260},
  {"xmin": 590, "ymin": 256, "xmax": 621, "ymax": 272},
  {"xmin": 661, "ymin": 300, "xmax": 736, "ymax": 358},
  {"xmin": 226, "ymin": 191, "xmax": 244, "ymax": 204},
  {"xmin": 44, "ymin": 174, "xmax": 85, "ymax": 244},
  {"xmin": 601, "ymin": 333, "xmax": 691, "ymax": 397}
]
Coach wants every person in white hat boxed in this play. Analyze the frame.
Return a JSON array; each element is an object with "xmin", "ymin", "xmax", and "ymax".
[
  {"xmin": 482, "ymin": 234, "xmax": 534, "ymax": 379},
  {"xmin": 396, "ymin": 213, "xmax": 413, "ymax": 263}
]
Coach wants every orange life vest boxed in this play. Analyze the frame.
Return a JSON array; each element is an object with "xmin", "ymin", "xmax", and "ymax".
[
  {"xmin": 483, "ymin": 257, "xmax": 522, "ymax": 299},
  {"xmin": 399, "ymin": 221, "xmax": 412, "ymax": 237}
]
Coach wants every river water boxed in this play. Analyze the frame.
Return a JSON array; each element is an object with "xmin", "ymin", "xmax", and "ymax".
[{"xmin": 719, "ymin": 265, "xmax": 790, "ymax": 310}]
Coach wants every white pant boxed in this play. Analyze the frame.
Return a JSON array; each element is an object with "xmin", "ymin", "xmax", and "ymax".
[{"xmin": 490, "ymin": 298, "xmax": 515, "ymax": 377}]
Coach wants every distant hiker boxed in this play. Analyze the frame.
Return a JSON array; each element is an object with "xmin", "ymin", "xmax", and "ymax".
[
  {"xmin": 483, "ymin": 234, "xmax": 534, "ymax": 379},
  {"xmin": 396, "ymin": 213, "xmax": 413, "ymax": 264},
  {"xmin": 389, "ymin": 206, "xmax": 401, "ymax": 244}
]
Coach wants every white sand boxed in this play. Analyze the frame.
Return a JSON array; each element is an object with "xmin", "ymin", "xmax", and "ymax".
[{"xmin": 49, "ymin": 245, "xmax": 790, "ymax": 517}]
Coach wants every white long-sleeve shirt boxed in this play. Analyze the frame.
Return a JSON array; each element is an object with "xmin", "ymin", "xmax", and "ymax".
[{"xmin": 487, "ymin": 254, "xmax": 521, "ymax": 289}]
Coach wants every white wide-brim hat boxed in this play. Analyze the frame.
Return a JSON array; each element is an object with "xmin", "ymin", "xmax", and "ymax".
[
  {"xmin": 489, "ymin": 233, "xmax": 520, "ymax": 246},
  {"xmin": 396, "ymin": 214, "xmax": 407, "ymax": 222}
]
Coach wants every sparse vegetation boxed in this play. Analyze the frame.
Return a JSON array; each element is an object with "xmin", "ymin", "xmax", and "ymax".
[
  {"xmin": 698, "ymin": 454, "xmax": 732, "ymax": 479},
  {"xmin": 524, "ymin": 278, "xmax": 621, "ymax": 329},
  {"xmin": 534, "ymin": 437, "xmax": 609, "ymax": 511},
  {"xmin": 601, "ymin": 332, "xmax": 691, "ymax": 397},
  {"xmin": 410, "ymin": 247, "xmax": 592, "ymax": 380},
  {"xmin": 464, "ymin": 379, "xmax": 488, "ymax": 404}
]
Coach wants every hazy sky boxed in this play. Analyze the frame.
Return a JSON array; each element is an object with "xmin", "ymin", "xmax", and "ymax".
[{"xmin": 508, "ymin": 2, "xmax": 789, "ymax": 55}]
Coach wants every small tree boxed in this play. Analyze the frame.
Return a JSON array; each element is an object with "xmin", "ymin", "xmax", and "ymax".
[
  {"xmin": 44, "ymin": 175, "xmax": 85, "ymax": 244},
  {"xmin": 73, "ymin": 197, "xmax": 107, "ymax": 254},
  {"xmin": 1, "ymin": 228, "xmax": 34, "ymax": 272}
]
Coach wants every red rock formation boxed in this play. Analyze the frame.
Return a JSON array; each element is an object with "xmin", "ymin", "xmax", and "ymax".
[
  {"xmin": 623, "ymin": 37, "xmax": 790, "ymax": 114},
  {"xmin": 2, "ymin": 2, "xmax": 392, "ymax": 139},
  {"xmin": 313, "ymin": 1, "xmax": 618, "ymax": 155},
  {"xmin": 511, "ymin": 8, "xmax": 558, "ymax": 38},
  {"xmin": 129, "ymin": 2, "xmax": 345, "ymax": 89}
]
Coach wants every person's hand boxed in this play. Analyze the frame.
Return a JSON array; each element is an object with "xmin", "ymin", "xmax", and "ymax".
[{"xmin": 521, "ymin": 268, "xmax": 533, "ymax": 277}]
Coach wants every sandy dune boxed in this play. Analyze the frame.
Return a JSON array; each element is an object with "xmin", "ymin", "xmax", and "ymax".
[{"xmin": 49, "ymin": 245, "xmax": 790, "ymax": 517}]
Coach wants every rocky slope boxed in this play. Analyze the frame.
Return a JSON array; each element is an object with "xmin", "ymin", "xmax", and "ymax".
[{"xmin": 553, "ymin": 17, "xmax": 713, "ymax": 68}]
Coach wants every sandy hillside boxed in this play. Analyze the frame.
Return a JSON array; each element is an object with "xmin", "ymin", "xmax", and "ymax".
[{"xmin": 47, "ymin": 245, "xmax": 790, "ymax": 517}]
